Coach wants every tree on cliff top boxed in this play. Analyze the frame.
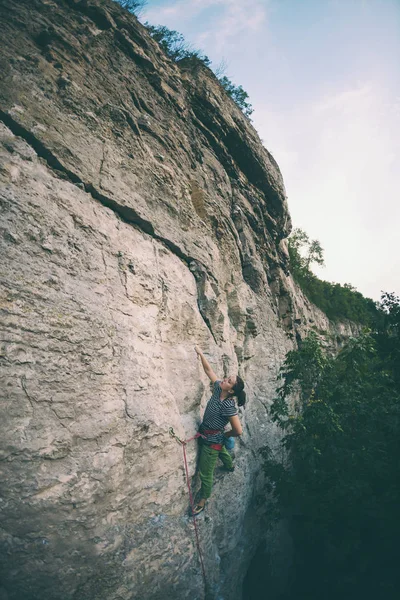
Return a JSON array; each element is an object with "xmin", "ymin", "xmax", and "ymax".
[
  {"xmin": 288, "ymin": 228, "xmax": 379, "ymax": 325},
  {"xmin": 288, "ymin": 227, "xmax": 325, "ymax": 276},
  {"xmin": 145, "ymin": 24, "xmax": 211, "ymax": 65},
  {"xmin": 145, "ymin": 24, "xmax": 253, "ymax": 118},
  {"xmin": 112, "ymin": 4, "xmax": 254, "ymax": 117},
  {"xmin": 218, "ymin": 76, "xmax": 253, "ymax": 117},
  {"xmin": 113, "ymin": 0, "xmax": 147, "ymax": 15}
]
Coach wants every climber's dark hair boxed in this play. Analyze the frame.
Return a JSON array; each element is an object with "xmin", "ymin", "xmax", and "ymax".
[{"xmin": 232, "ymin": 375, "xmax": 246, "ymax": 407}]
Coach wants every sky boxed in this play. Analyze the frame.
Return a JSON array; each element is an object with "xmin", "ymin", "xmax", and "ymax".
[{"xmin": 140, "ymin": 0, "xmax": 400, "ymax": 301}]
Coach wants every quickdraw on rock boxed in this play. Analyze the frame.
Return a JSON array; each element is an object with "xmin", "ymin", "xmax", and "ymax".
[{"xmin": 169, "ymin": 427, "xmax": 207, "ymax": 586}]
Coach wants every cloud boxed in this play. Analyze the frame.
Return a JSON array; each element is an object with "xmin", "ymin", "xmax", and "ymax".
[
  {"xmin": 311, "ymin": 84, "xmax": 399, "ymax": 197},
  {"xmin": 141, "ymin": 1, "xmax": 400, "ymax": 299},
  {"xmin": 143, "ymin": 0, "xmax": 268, "ymax": 53},
  {"xmin": 255, "ymin": 82, "xmax": 400, "ymax": 299},
  {"xmin": 143, "ymin": 0, "xmax": 212, "ymax": 21},
  {"xmin": 314, "ymin": 83, "xmax": 374, "ymax": 115}
]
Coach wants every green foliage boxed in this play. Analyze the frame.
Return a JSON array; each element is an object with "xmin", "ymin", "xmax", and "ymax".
[
  {"xmin": 113, "ymin": 0, "xmax": 147, "ymax": 15},
  {"xmin": 145, "ymin": 25, "xmax": 253, "ymax": 117},
  {"xmin": 218, "ymin": 76, "xmax": 254, "ymax": 117},
  {"xmin": 288, "ymin": 228, "xmax": 324, "ymax": 273},
  {"xmin": 264, "ymin": 300, "xmax": 400, "ymax": 599},
  {"xmin": 376, "ymin": 291, "xmax": 400, "ymax": 386},
  {"xmin": 270, "ymin": 332, "xmax": 328, "ymax": 428},
  {"xmin": 145, "ymin": 24, "xmax": 211, "ymax": 65},
  {"xmin": 288, "ymin": 228, "xmax": 380, "ymax": 325}
]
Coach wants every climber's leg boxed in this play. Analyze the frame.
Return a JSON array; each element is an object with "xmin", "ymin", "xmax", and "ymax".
[
  {"xmin": 219, "ymin": 445, "xmax": 234, "ymax": 470},
  {"xmin": 198, "ymin": 443, "xmax": 219, "ymax": 500}
]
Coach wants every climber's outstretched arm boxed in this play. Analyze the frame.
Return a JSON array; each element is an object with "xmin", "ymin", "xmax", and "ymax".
[{"xmin": 195, "ymin": 346, "xmax": 218, "ymax": 383}]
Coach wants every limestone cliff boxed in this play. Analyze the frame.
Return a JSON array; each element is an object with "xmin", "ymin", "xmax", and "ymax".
[{"xmin": 0, "ymin": 1, "xmax": 358, "ymax": 599}]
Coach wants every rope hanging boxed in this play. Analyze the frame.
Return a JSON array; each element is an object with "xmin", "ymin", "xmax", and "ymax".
[{"xmin": 169, "ymin": 427, "xmax": 207, "ymax": 585}]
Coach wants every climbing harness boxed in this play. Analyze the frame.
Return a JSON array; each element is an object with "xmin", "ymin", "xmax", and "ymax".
[
  {"xmin": 201, "ymin": 428, "xmax": 224, "ymax": 451},
  {"xmin": 169, "ymin": 427, "xmax": 207, "ymax": 585}
]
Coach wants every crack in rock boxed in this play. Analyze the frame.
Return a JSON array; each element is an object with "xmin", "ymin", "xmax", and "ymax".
[{"xmin": 0, "ymin": 110, "xmax": 219, "ymax": 343}]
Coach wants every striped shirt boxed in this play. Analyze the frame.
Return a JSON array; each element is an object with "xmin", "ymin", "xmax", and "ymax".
[{"xmin": 200, "ymin": 380, "xmax": 238, "ymax": 445}]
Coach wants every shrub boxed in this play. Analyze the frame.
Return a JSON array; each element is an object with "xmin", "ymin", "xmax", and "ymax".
[
  {"xmin": 145, "ymin": 24, "xmax": 253, "ymax": 117},
  {"xmin": 113, "ymin": 0, "xmax": 147, "ymax": 15},
  {"xmin": 218, "ymin": 75, "xmax": 253, "ymax": 117},
  {"xmin": 288, "ymin": 228, "xmax": 380, "ymax": 325},
  {"xmin": 263, "ymin": 303, "xmax": 400, "ymax": 599},
  {"xmin": 145, "ymin": 24, "xmax": 211, "ymax": 65}
]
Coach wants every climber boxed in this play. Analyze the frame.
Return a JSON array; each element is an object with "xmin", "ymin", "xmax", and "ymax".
[{"xmin": 192, "ymin": 346, "xmax": 246, "ymax": 516}]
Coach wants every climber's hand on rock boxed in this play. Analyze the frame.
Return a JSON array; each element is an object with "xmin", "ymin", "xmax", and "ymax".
[{"xmin": 196, "ymin": 349, "xmax": 218, "ymax": 383}]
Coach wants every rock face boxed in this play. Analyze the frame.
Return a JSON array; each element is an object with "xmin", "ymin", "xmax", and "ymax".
[{"xmin": 0, "ymin": 2, "xmax": 359, "ymax": 599}]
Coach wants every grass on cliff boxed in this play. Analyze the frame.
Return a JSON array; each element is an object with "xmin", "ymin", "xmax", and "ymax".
[
  {"xmin": 112, "ymin": 1, "xmax": 254, "ymax": 118},
  {"xmin": 145, "ymin": 24, "xmax": 254, "ymax": 117},
  {"xmin": 113, "ymin": 0, "xmax": 147, "ymax": 15},
  {"xmin": 288, "ymin": 228, "xmax": 381, "ymax": 326}
]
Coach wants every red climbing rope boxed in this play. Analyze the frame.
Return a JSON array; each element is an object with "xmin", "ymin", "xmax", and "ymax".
[{"xmin": 169, "ymin": 428, "xmax": 207, "ymax": 585}]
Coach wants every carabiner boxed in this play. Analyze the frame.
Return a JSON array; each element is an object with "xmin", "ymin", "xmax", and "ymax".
[{"xmin": 169, "ymin": 427, "xmax": 183, "ymax": 444}]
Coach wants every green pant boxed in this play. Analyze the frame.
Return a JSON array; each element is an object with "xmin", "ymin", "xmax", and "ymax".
[{"xmin": 198, "ymin": 443, "xmax": 233, "ymax": 499}]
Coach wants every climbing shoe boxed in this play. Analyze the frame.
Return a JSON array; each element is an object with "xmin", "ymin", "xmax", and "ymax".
[{"xmin": 191, "ymin": 503, "xmax": 206, "ymax": 516}]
